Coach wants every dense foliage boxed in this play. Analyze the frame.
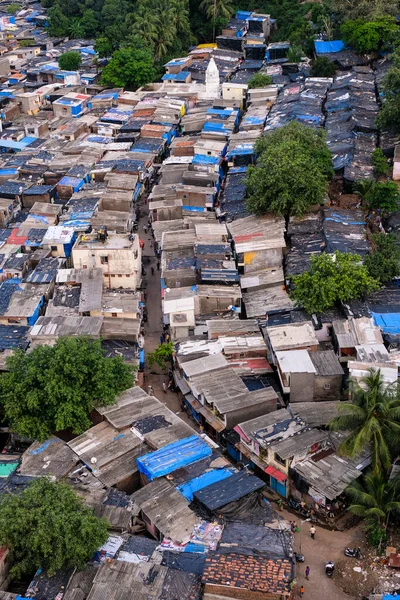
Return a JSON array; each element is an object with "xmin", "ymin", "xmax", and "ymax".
[
  {"xmin": 377, "ymin": 57, "xmax": 400, "ymax": 132},
  {"xmin": 331, "ymin": 0, "xmax": 398, "ymax": 21},
  {"xmin": 364, "ymin": 181, "xmax": 400, "ymax": 214},
  {"xmin": 371, "ymin": 148, "xmax": 389, "ymax": 177},
  {"xmin": 246, "ymin": 122, "xmax": 333, "ymax": 217},
  {"xmin": 0, "ymin": 337, "xmax": 134, "ymax": 441},
  {"xmin": 248, "ymin": 73, "xmax": 273, "ymax": 89},
  {"xmin": 364, "ymin": 233, "xmax": 400, "ymax": 285},
  {"xmin": 341, "ymin": 16, "xmax": 398, "ymax": 54},
  {"xmin": 58, "ymin": 50, "xmax": 82, "ymax": 71},
  {"xmin": 290, "ymin": 252, "xmax": 379, "ymax": 314},
  {"xmin": 101, "ymin": 47, "xmax": 156, "ymax": 89},
  {"xmin": 310, "ymin": 56, "xmax": 337, "ymax": 78},
  {"xmin": 0, "ymin": 478, "xmax": 109, "ymax": 578}
]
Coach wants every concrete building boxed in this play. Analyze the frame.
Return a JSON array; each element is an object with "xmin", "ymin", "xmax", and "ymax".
[{"xmin": 72, "ymin": 231, "xmax": 141, "ymax": 290}]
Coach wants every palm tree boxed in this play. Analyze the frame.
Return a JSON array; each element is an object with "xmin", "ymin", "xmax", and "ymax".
[
  {"xmin": 171, "ymin": 0, "xmax": 191, "ymax": 40},
  {"xmin": 353, "ymin": 179, "xmax": 376, "ymax": 203},
  {"xmin": 329, "ymin": 369, "xmax": 400, "ymax": 472},
  {"xmin": 153, "ymin": 0, "xmax": 176, "ymax": 60},
  {"xmin": 347, "ymin": 472, "xmax": 400, "ymax": 533},
  {"xmin": 199, "ymin": 0, "xmax": 233, "ymax": 21},
  {"xmin": 69, "ymin": 18, "xmax": 84, "ymax": 40},
  {"xmin": 128, "ymin": 5, "xmax": 158, "ymax": 47}
]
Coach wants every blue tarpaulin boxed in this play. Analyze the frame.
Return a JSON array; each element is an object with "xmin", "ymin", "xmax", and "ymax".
[
  {"xmin": 372, "ymin": 312, "xmax": 400, "ymax": 334},
  {"xmin": 136, "ymin": 435, "xmax": 212, "ymax": 481},
  {"xmin": 314, "ymin": 40, "xmax": 345, "ymax": 55},
  {"xmin": 177, "ymin": 467, "xmax": 235, "ymax": 501}
]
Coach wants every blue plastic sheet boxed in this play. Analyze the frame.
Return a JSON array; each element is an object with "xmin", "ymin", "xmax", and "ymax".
[
  {"xmin": 177, "ymin": 467, "xmax": 235, "ymax": 501},
  {"xmin": 314, "ymin": 40, "xmax": 345, "ymax": 55},
  {"xmin": 372, "ymin": 312, "xmax": 400, "ymax": 334},
  {"xmin": 136, "ymin": 435, "xmax": 212, "ymax": 481}
]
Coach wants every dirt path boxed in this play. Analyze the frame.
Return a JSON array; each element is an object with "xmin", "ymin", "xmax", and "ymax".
[
  {"xmin": 138, "ymin": 196, "xmax": 195, "ymax": 429},
  {"xmin": 278, "ymin": 507, "xmax": 364, "ymax": 600}
]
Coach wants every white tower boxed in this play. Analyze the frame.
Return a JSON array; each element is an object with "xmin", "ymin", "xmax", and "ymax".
[{"xmin": 205, "ymin": 57, "xmax": 220, "ymax": 99}]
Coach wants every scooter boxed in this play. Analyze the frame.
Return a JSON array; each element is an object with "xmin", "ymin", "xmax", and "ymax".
[
  {"xmin": 295, "ymin": 553, "xmax": 305, "ymax": 562},
  {"xmin": 345, "ymin": 547, "xmax": 361, "ymax": 559},
  {"xmin": 325, "ymin": 561, "xmax": 335, "ymax": 577}
]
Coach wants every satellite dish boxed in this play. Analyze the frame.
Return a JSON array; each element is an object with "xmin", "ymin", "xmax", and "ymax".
[{"xmin": 90, "ymin": 457, "xmax": 97, "ymax": 464}]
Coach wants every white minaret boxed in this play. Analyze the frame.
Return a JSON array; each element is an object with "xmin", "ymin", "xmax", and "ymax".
[{"xmin": 205, "ymin": 57, "xmax": 220, "ymax": 99}]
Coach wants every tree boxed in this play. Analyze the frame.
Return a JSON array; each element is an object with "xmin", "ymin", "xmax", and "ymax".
[
  {"xmin": 101, "ymin": 47, "xmax": 156, "ymax": 89},
  {"xmin": 0, "ymin": 478, "xmax": 109, "ymax": 578},
  {"xmin": 199, "ymin": 0, "xmax": 232, "ymax": 21},
  {"xmin": 80, "ymin": 9, "xmax": 99, "ymax": 38},
  {"xmin": 248, "ymin": 73, "xmax": 273, "ymax": 89},
  {"xmin": 310, "ymin": 56, "xmax": 336, "ymax": 78},
  {"xmin": 58, "ymin": 50, "xmax": 82, "ymax": 71},
  {"xmin": 287, "ymin": 45, "xmax": 303, "ymax": 63},
  {"xmin": 246, "ymin": 121, "xmax": 333, "ymax": 217},
  {"xmin": 0, "ymin": 337, "xmax": 134, "ymax": 441},
  {"xmin": 48, "ymin": 5, "xmax": 70, "ymax": 36},
  {"xmin": 148, "ymin": 341, "xmax": 175, "ymax": 370},
  {"xmin": 341, "ymin": 16, "xmax": 398, "ymax": 54},
  {"xmin": 128, "ymin": 5, "xmax": 158, "ymax": 48},
  {"xmin": 332, "ymin": 0, "xmax": 398, "ymax": 21},
  {"xmin": 365, "ymin": 233, "xmax": 400, "ymax": 285},
  {"xmin": 94, "ymin": 36, "xmax": 113, "ymax": 58},
  {"xmin": 377, "ymin": 66, "xmax": 400, "ymax": 132},
  {"xmin": 371, "ymin": 148, "xmax": 389, "ymax": 177},
  {"xmin": 364, "ymin": 181, "xmax": 400, "ymax": 214},
  {"xmin": 291, "ymin": 252, "xmax": 380, "ymax": 314},
  {"xmin": 329, "ymin": 369, "xmax": 400, "ymax": 472},
  {"xmin": 346, "ymin": 472, "xmax": 400, "ymax": 546},
  {"xmin": 6, "ymin": 3, "xmax": 20, "ymax": 14}
]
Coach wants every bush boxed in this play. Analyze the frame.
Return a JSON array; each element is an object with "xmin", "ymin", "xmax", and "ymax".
[
  {"xmin": 287, "ymin": 45, "xmax": 303, "ymax": 63},
  {"xmin": 341, "ymin": 16, "xmax": 398, "ymax": 53},
  {"xmin": 58, "ymin": 50, "xmax": 82, "ymax": 71},
  {"xmin": 365, "ymin": 181, "xmax": 400, "ymax": 213},
  {"xmin": 364, "ymin": 233, "xmax": 400, "ymax": 284},
  {"xmin": 248, "ymin": 73, "xmax": 273, "ymax": 89},
  {"xmin": 371, "ymin": 148, "xmax": 389, "ymax": 177},
  {"xmin": 6, "ymin": 3, "xmax": 20, "ymax": 14},
  {"xmin": 310, "ymin": 56, "xmax": 336, "ymax": 77}
]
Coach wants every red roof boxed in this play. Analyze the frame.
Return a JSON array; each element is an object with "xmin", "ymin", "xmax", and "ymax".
[
  {"xmin": 8, "ymin": 228, "xmax": 27, "ymax": 246},
  {"xmin": 265, "ymin": 465, "xmax": 287, "ymax": 482}
]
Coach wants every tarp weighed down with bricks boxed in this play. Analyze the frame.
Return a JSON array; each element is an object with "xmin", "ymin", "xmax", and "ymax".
[{"xmin": 136, "ymin": 435, "xmax": 212, "ymax": 481}]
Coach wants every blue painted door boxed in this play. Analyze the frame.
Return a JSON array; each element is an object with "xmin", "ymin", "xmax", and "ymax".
[{"xmin": 270, "ymin": 476, "xmax": 287, "ymax": 498}]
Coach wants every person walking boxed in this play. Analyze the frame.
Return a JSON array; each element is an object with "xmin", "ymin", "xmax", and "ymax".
[
  {"xmin": 299, "ymin": 585, "xmax": 305, "ymax": 597},
  {"xmin": 151, "ymin": 266, "xmax": 154, "ymax": 275},
  {"xmin": 143, "ymin": 224, "xmax": 148, "ymax": 234},
  {"xmin": 162, "ymin": 382, "xmax": 167, "ymax": 394},
  {"xmin": 160, "ymin": 334, "xmax": 164, "ymax": 344},
  {"xmin": 157, "ymin": 261, "xmax": 160, "ymax": 271},
  {"xmin": 147, "ymin": 385, "xmax": 154, "ymax": 396},
  {"xmin": 309, "ymin": 525, "xmax": 316, "ymax": 540},
  {"xmin": 305, "ymin": 566, "xmax": 310, "ymax": 580}
]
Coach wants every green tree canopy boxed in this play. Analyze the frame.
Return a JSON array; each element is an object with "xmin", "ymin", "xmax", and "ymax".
[
  {"xmin": 246, "ymin": 122, "xmax": 333, "ymax": 217},
  {"xmin": 248, "ymin": 73, "xmax": 273, "ymax": 89},
  {"xmin": 341, "ymin": 16, "xmax": 398, "ymax": 54},
  {"xmin": 6, "ymin": 3, "xmax": 20, "ymax": 14},
  {"xmin": 101, "ymin": 47, "xmax": 156, "ymax": 90},
  {"xmin": 148, "ymin": 341, "xmax": 175, "ymax": 370},
  {"xmin": 94, "ymin": 36, "xmax": 114, "ymax": 58},
  {"xmin": 364, "ymin": 233, "xmax": 400, "ymax": 285},
  {"xmin": 364, "ymin": 181, "xmax": 400, "ymax": 214},
  {"xmin": 0, "ymin": 478, "xmax": 109, "ymax": 578},
  {"xmin": 346, "ymin": 472, "xmax": 400, "ymax": 546},
  {"xmin": 310, "ymin": 56, "xmax": 336, "ymax": 78},
  {"xmin": 332, "ymin": 0, "xmax": 398, "ymax": 21},
  {"xmin": 377, "ymin": 65, "xmax": 400, "ymax": 132},
  {"xmin": 290, "ymin": 251, "xmax": 379, "ymax": 314},
  {"xmin": 329, "ymin": 369, "xmax": 400, "ymax": 472},
  {"xmin": 0, "ymin": 337, "xmax": 134, "ymax": 441},
  {"xmin": 58, "ymin": 50, "xmax": 82, "ymax": 71},
  {"xmin": 48, "ymin": 5, "xmax": 70, "ymax": 36}
]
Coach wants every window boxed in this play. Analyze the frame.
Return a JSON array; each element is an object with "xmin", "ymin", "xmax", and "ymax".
[
  {"xmin": 118, "ymin": 274, "xmax": 122, "ymax": 278},
  {"xmin": 51, "ymin": 246, "xmax": 57, "ymax": 251},
  {"xmin": 274, "ymin": 453, "xmax": 286, "ymax": 466},
  {"xmin": 111, "ymin": 313, "xmax": 117, "ymax": 317},
  {"xmin": 111, "ymin": 274, "xmax": 115, "ymax": 277},
  {"xmin": 82, "ymin": 265, "xmax": 87, "ymax": 269},
  {"xmin": 323, "ymin": 383, "xmax": 331, "ymax": 390},
  {"xmin": 100, "ymin": 256, "xmax": 108, "ymax": 264}
]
